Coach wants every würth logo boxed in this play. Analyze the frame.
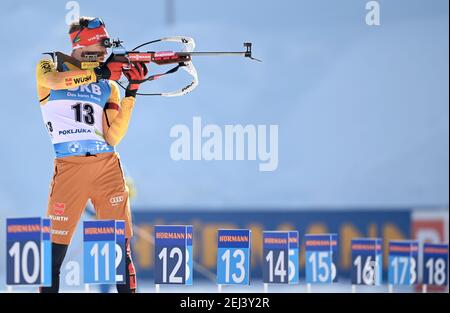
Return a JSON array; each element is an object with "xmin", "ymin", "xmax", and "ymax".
[
  {"xmin": 65, "ymin": 78, "xmax": 73, "ymax": 87},
  {"xmin": 73, "ymin": 75, "xmax": 92, "ymax": 84},
  {"xmin": 110, "ymin": 195, "xmax": 124, "ymax": 206}
]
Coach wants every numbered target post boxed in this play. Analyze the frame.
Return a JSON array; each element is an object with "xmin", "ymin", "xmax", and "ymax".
[
  {"xmin": 351, "ymin": 238, "xmax": 382, "ymax": 289},
  {"xmin": 115, "ymin": 220, "xmax": 126, "ymax": 284},
  {"xmin": 263, "ymin": 231, "xmax": 290, "ymax": 285},
  {"xmin": 288, "ymin": 231, "xmax": 299, "ymax": 284},
  {"xmin": 305, "ymin": 234, "xmax": 338, "ymax": 286},
  {"xmin": 154, "ymin": 225, "xmax": 193, "ymax": 285},
  {"xmin": 6, "ymin": 217, "xmax": 52, "ymax": 286},
  {"xmin": 423, "ymin": 243, "xmax": 448, "ymax": 291},
  {"xmin": 388, "ymin": 240, "xmax": 419, "ymax": 290},
  {"xmin": 331, "ymin": 234, "xmax": 338, "ymax": 282},
  {"xmin": 83, "ymin": 220, "xmax": 116, "ymax": 284},
  {"xmin": 186, "ymin": 225, "xmax": 193, "ymax": 285},
  {"xmin": 217, "ymin": 229, "xmax": 251, "ymax": 286}
]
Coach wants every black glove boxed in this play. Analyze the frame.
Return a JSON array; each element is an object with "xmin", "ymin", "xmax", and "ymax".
[{"xmin": 123, "ymin": 62, "xmax": 148, "ymax": 97}]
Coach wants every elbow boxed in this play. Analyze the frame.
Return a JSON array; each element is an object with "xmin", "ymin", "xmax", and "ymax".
[{"xmin": 42, "ymin": 77, "xmax": 65, "ymax": 90}]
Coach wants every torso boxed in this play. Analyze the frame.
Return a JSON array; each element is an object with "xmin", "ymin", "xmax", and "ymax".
[{"xmin": 41, "ymin": 76, "xmax": 115, "ymax": 158}]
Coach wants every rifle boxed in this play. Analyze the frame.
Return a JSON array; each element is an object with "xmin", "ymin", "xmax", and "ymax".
[{"xmin": 44, "ymin": 36, "xmax": 261, "ymax": 97}]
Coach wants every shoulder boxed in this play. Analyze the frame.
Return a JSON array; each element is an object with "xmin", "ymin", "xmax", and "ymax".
[
  {"xmin": 107, "ymin": 80, "xmax": 121, "ymax": 98},
  {"xmin": 107, "ymin": 80, "xmax": 120, "ymax": 92},
  {"xmin": 36, "ymin": 58, "xmax": 55, "ymax": 74},
  {"xmin": 106, "ymin": 80, "xmax": 121, "ymax": 104}
]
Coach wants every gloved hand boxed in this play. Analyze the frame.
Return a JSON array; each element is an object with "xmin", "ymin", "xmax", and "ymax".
[
  {"xmin": 123, "ymin": 62, "xmax": 148, "ymax": 97},
  {"xmin": 94, "ymin": 54, "xmax": 124, "ymax": 81}
]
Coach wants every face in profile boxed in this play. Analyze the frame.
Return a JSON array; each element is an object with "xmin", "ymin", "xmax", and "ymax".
[{"xmin": 73, "ymin": 43, "xmax": 108, "ymax": 63}]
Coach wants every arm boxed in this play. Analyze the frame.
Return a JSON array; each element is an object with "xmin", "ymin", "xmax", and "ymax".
[
  {"xmin": 102, "ymin": 81, "xmax": 136, "ymax": 146},
  {"xmin": 36, "ymin": 58, "xmax": 96, "ymax": 91}
]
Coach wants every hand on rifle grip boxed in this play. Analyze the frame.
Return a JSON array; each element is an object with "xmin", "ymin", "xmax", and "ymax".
[
  {"xmin": 93, "ymin": 54, "xmax": 125, "ymax": 81},
  {"xmin": 123, "ymin": 62, "xmax": 148, "ymax": 97}
]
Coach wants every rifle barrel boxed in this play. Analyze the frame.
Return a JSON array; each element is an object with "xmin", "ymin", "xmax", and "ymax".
[{"xmin": 178, "ymin": 51, "xmax": 247, "ymax": 57}]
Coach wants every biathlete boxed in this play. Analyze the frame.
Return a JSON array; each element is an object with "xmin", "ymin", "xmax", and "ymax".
[{"xmin": 36, "ymin": 16, "xmax": 147, "ymax": 293}]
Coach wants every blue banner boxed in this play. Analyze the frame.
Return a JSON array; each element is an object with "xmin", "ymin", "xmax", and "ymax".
[{"xmin": 83, "ymin": 220, "xmax": 116, "ymax": 242}]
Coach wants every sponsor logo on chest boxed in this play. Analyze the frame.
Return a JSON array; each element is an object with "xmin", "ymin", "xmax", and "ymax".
[
  {"xmin": 68, "ymin": 84, "xmax": 102, "ymax": 95},
  {"xmin": 49, "ymin": 81, "xmax": 109, "ymax": 107},
  {"xmin": 59, "ymin": 128, "xmax": 92, "ymax": 136},
  {"xmin": 63, "ymin": 83, "xmax": 106, "ymax": 104}
]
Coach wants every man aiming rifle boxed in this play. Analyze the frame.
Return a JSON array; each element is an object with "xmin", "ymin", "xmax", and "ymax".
[{"xmin": 36, "ymin": 16, "xmax": 144, "ymax": 293}]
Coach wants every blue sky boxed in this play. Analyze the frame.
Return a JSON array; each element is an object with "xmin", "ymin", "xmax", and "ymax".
[{"xmin": 0, "ymin": 0, "xmax": 448, "ymax": 212}]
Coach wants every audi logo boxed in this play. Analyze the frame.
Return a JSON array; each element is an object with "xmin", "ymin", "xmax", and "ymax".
[{"xmin": 110, "ymin": 196, "xmax": 124, "ymax": 204}]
